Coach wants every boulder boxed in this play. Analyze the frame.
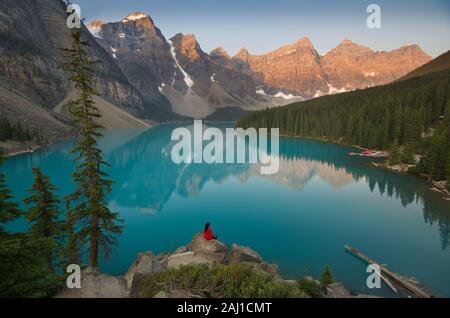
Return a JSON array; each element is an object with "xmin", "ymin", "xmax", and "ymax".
[
  {"xmin": 81, "ymin": 267, "xmax": 129, "ymax": 298},
  {"xmin": 187, "ymin": 233, "xmax": 227, "ymax": 263},
  {"xmin": 250, "ymin": 262, "xmax": 281, "ymax": 280},
  {"xmin": 156, "ymin": 252, "xmax": 169, "ymax": 268},
  {"xmin": 124, "ymin": 252, "xmax": 163, "ymax": 289},
  {"xmin": 129, "ymin": 272, "xmax": 151, "ymax": 298},
  {"xmin": 227, "ymin": 244, "xmax": 263, "ymax": 264},
  {"xmin": 167, "ymin": 251, "xmax": 214, "ymax": 269}
]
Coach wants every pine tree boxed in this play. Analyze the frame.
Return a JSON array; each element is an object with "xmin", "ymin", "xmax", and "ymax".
[
  {"xmin": 0, "ymin": 154, "xmax": 21, "ymax": 234},
  {"xmin": 320, "ymin": 265, "xmax": 335, "ymax": 287},
  {"xmin": 24, "ymin": 168, "xmax": 62, "ymax": 273},
  {"xmin": 389, "ymin": 139, "xmax": 401, "ymax": 165},
  {"xmin": 62, "ymin": 197, "xmax": 81, "ymax": 266},
  {"xmin": 444, "ymin": 100, "xmax": 450, "ymax": 187},
  {"xmin": 0, "ymin": 154, "xmax": 58, "ymax": 297},
  {"xmin": 429, "ymin": 124, "xmax": 447, "ymax": 180},
  {"xmin": 62, "ymin": 28, "xmax": 123, "ymax": 268}
]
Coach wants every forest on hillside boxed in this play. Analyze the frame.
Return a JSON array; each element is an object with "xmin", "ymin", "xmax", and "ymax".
[
  {"xmin": 237, "ymin": 70, "xmax": 450, "ymax": 184},
  {"xmin": 0, "ymin": 112, "xmax": 43, "ymax": 144}
]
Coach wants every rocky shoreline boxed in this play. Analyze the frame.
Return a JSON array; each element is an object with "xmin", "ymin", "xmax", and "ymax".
[
  {"xmin": 0, "ymin": 141, "xmax": 42, "ymax": 158},
  {"xmin": 55, "ymin": 233, "xmax": 377, "ymax": 299}
]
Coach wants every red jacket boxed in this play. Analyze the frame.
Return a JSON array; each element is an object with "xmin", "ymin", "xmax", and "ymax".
[{"xmin": 204, "ymin": 228, "xmax": 214, "ymax": 241}]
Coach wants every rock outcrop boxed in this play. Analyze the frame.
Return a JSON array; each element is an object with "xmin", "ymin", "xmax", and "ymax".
[
  {"xmin": 55, "ymin": 234, "xmax": 376, "ymax": 299},
  {"xmin": 81, "ymin": 267, "xmax": 129, "ymax": 298},
  {"xmin": 227, "ymin": 244, "xmax": 263, "ymax": 264},
  {"xmin": 187, "ymin": 232, "xmax": 228, "ymax": 263},
  {"xmin": 124, "ymin": 252, "xmax": 163, "ymax": 289}
]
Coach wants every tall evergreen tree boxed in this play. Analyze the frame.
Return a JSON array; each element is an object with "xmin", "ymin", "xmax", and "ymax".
[
  {"xmin": 0, "ymin": 153, "xmax": 57, "ymax": 297},
  {"xmin": 24, "ymin": 168, "xmax": 62, "ymax": 273},
  {"xmin": 389, "ymin": 139, "xmax": 401, "ymax": 165},
  {"xmin": 443, "ymin": 100, "xmax": 450, "ymax": 188},
  {"xmin": 62, "ymin": 28, "xmax": 123, "ymax": 268},
  {"xmin": 62, "ymin": 197, "xmax": 81, "ymax": 266},
  {"xmin": 0, "ymin": 153, "xmax": 21, "ymax": 235},
  {"xmin": 319, "ymin": 265, "xmax": 335, "ymax": 287}
]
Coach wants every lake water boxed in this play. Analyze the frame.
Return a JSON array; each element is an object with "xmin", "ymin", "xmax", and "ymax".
[{"xmin": 4, "ymin": 123, "xmax": 450, "ymax": 297}]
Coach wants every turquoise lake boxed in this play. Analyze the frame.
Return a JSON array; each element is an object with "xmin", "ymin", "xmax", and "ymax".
[{"xmin": 4, "ymin": 123, "xmax": 450, "ymax": 297}]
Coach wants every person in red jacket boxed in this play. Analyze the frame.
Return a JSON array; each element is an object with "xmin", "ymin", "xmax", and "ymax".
[{"xmin": 204, "ymin": 222, "xmax": 218, "ymax": 241}]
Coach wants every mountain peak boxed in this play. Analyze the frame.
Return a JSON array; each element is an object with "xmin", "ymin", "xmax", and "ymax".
[
  {"xmin": 172, "ymin": 33, "xmax": 198, "ymax": 42},
  {"xmin": 341, "ymin": 38, "xmax": 353, "ymax": 45},
  {"xmin": 122, "ymin": 12, "xmax": 148, "ymax": 22},
  {"xmin": 170, "ymin": 33, "xmax": 202, "ymax": 61},
  {"xmin": 234, "ymin": 47, "xmax": 250, "ymax": 60},
  {"xmin": 210, "ymin": 47, "xmax": 231, "ymax": 59},
  {"xmin": 87, "ymin": 20, "xmax": 104, "ymax": 30},
  {"xmin": 294, "ymin": 37, "xmax": 313, "ymax": 48},
  {"xmin": 87, "ymin": 20, "xmax": 105, "ymax": 38}
]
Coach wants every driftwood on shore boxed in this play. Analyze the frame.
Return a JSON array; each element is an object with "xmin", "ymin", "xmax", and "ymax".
[
  {"xmin": 345, "ymin": 245, "xmax": 433, "ymax": 298},
  {"xmin": 430, "ymin": 181, "xmax": 450, "ymax": 200}
]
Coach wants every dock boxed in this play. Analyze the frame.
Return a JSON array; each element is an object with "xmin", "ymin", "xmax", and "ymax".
[{"xmin": 345, "ymin": 245, "xmax": 433, "ymax": 298}]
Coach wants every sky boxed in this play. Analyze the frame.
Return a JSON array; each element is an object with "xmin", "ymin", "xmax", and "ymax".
[{"xmin": 75, "ymin": 0, "xmax": 450, "ymax": 57}]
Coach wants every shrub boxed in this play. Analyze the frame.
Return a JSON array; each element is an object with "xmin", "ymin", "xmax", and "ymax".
[
  {"xmin": 297, "ymin": 278, "xmax": 324, "ymax": 298},
  {"xmin": 139, "ymin": 263, "xmax": 308, "ymax": 298}
]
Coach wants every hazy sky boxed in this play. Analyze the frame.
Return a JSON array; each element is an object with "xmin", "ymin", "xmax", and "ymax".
[{"xmin": 75, "ymin": 0, "xmax": 450, "ymax": 57}]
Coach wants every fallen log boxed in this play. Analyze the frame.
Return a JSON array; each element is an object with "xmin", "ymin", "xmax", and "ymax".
[{"xmin": 345, "ymin": 245, "xmax": 433, "ymax": 298}]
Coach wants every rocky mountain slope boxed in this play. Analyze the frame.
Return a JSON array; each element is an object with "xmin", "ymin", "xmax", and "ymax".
[
  {"xmin": 322, "ymin": 39, "xmax": 432, "ymax": 95},
  {"xmin": 399, "ymin": 50, "xmax": 450, "ymax": 81},
  {"xmin": 0, "ymin": 0, "xmax": 162, "ymax": 154},
  {"xmin": 0, "ymin": 0, "xmax": 147, "ymax": 117},
  {"xmin": 214, "ymin": 38, "xmax": 432, "ymax": 98},
  {"xmin": 0, "ymin": 0, "xmax": 434, "ymax": 139},
  {"xmin": 88, "ymin": 13, "xmax": 281, "ymax": 118}
]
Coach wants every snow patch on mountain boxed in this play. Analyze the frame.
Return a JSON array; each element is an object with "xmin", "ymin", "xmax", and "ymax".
[
  {"xmin": 273, "ymin": 91, "xmax": 303, "ymax": 100},
  {"xmin": 87, "ymin": 27, "xmax": 102, "ymax": 39},
  {"xmin": 257, "ymin": 88, "xmax": 303, "ymax": 100},
  {"xmin": 256, "ymin": 89, "xmax": 268, "ymax": 96},
  {"xmin": 167, "ymin": 40, "xmax": 194, "ymax": 89},
  {"xmin": 110, "ymin": 46, "xmax": 118, "ymax": 59},
  {"xmin": 87, "ymin": 20, "xmax": 104, "ymax": 39},
  {"xmin": 122, "ymin": 13, "xmax": 147, "ymax": 22},
  {"xmin": 327, "ymin": 83, "xmax": 348, "ymax": 94},
  {"xmin": 313, "ymin": 90, "xmax": 323, "ymax": 98}
]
